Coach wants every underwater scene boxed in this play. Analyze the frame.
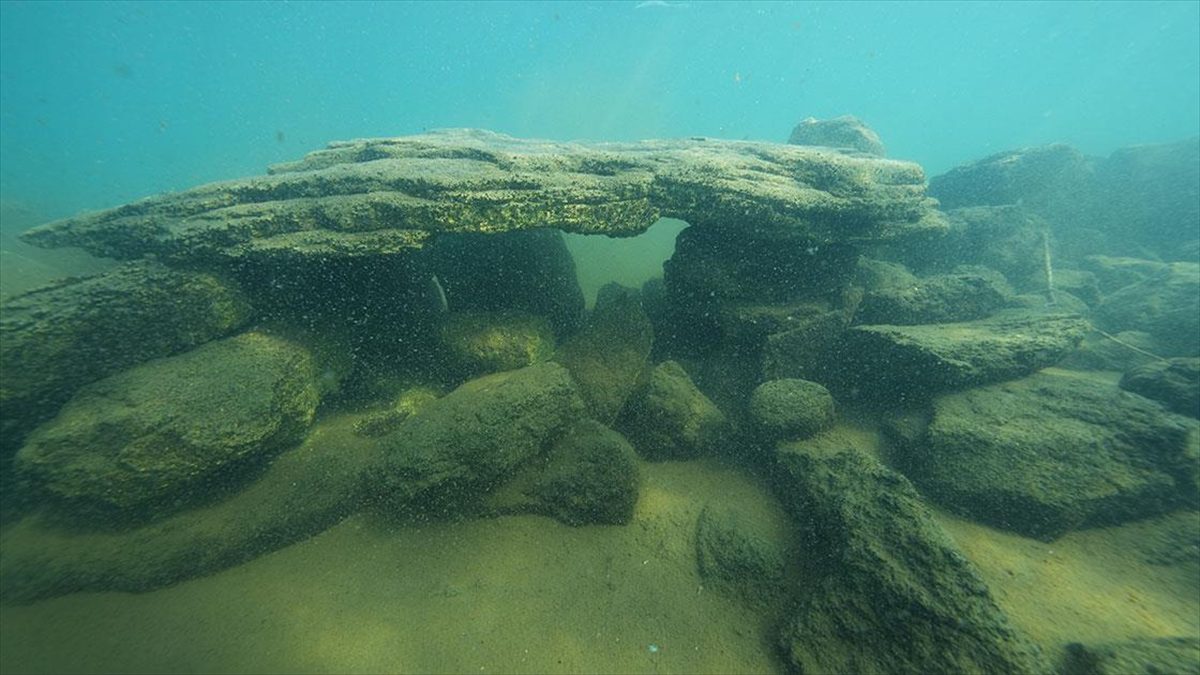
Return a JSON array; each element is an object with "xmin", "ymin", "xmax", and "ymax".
[{"xmin": 0, "ymin": 2, "xmax": 1198, "ymax": 674}]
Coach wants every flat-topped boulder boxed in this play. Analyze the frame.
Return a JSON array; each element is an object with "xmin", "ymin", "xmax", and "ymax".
[
  {"xmin": 836, "ymin": 309, "xmax": 1090, "ymax": 401},
  {"xmin": 22, "ymin": 129, "xmax": 946, "ymax": 264}
]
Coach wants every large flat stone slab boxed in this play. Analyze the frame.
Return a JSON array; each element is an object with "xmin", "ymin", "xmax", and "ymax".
[
  {"xmin": 839, "ymin": 309, "xmax": 1090, "ymax": 400},
  {"xmin": 22, "ymin": 129, "xmax": 945, "ymax": 264}
]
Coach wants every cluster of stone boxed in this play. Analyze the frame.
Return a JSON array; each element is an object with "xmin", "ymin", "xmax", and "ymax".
[{"xmin": 2, "ymin": 123, "xmax": 1196, "ymax": 675}]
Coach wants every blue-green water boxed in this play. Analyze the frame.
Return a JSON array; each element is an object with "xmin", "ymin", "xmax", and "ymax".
[
  {"xmin": 1, "ymin": 1, "xmax": 1197, "ymax": 219},
  {"xmin": 1, "ymin": 3, "xmax": 1198, "ymax": 675}
]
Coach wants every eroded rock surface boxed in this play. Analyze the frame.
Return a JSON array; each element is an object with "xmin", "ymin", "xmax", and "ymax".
[
  {"xmin": 774, "ymin": 434, "xmax": 1046, "ymax": 674},
  {"xmin": 22, "ymin": 129, "xmax": 946, "ymax": 264}
]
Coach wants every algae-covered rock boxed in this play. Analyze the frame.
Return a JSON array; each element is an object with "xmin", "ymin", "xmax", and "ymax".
[
  {"xmin": 787, "ymin": 115, "xmax": 885, "ymax": 157},
  {"xmin": 352, "ymin": 386, "xmax": 441, "ymax": 438},
  {"xmin": 15, "ymin": 331, "xmax": 319, "ymax": 521},
  {"xmin": 373, "ymin": 362, "xmax": 584, "ymax": 507},
  {"xmin": 774, "ymin": 434, "xmax": 1046, "ymax": 675},
  {"xmin": 553, "ymin": 283, "xmax": 653, "ymax": 424},
  {"xmin": 854, "ymin": 270, "xmax": 1012, "ymax": 325},
  {"xmin": 1060, "ymin": 329, "xmax": 1163, "ymax": 373},
  {"xmin": 487, "ymin": 419, "xmax": 640, "ymax": 526},
  {"xmin": 1062, "ymin": 636, "xmax": 1200, "ymax": 675},
  {"xmin": 1, "ymin": 361, "xmax": 583, "ymax": 602},
  {"xmin": 660, "ymin": 224, "xmax": 861, "ymax": 355},
  {"xmin": 839, "ymin": 309, "xmax": 1090, "ymax": 401},
  {"xmin": 617, "ymin": 360, "xmax": 727, "ymax": 460},
  {"xmin": 23, "ymin": 129, "xmax": 945, "ymax": 265},
  {"xmin": 893, "ymin": 371, "xmax": 1196, "ymax": 540},
  {"xmin": 1081, "ymin": 255, "xmax": 1169, "ymax": 294},
  {"xmin": 929, "ymin": 143, "xmax": 1093, "ymax": 214},
  {"xmin": 694, "ymin": 501, "xmax": 793, "ymax": 609},
  {"xmin": 1120, "ymin": 357, "xmax": 1200, "ymax": 418},
  {"xmin": 440, "ymin": 310, "xmax": 556, "ymax": 376},
  {"xmin": 0, "ymin": 261, "xmax": 251, "ymax": 452},
  {"xmin": 1092, "ymin": 137, "xmax": 1200, "ymax": 260},
  {"xmin": 885, "ymin": 205, "xmax": 1052, "ymax": 281},
  {"xmin": 1094, "ymin": 262, "xmax": 1200, "ymax": 357},
  {"xmin": 759, "ymin": 304, "xmax": 853, "ymax": 383},
  {"xmin": 748, "ymin": 378, "xmax": 835, "ymax": 441},
  {"xmin": 1, "ymin": 414, "xmax": 374, "ymax": 603}
]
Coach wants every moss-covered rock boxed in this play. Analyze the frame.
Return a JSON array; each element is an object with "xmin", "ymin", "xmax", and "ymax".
[
  {"xmin": 1120, "ymin": 357, "xmax": 1200, "ymax": 418},
  {"xmin": 352, "ymin": 386, "xmax": 441, "ymax": 438},
  {"xmin": 440, "ymin": 310, "xmax": 556, "ymax": 376},
  {"xmin": 747, "ymin": 378, "xmax": 835, "ymax": 441},
  {"xmin": 890, "ymin": 371, "xmax": 1196, "ymax": 540},
  {"xmin": 1092, "ymin": 137, "xmax": 1200, "ymax": 260},
  {"xmin": 774, "ymin": 434, "xmax": 1046, "ymax": 675},
  {"xmin": 759, "ymin": 304, "xmax": 853, "ymax": 384},
  {"xmin": 617, "ymin": 360, "xmax": 727, "ymax": 460},
  {"xmin": 486, "ymin": 419, "xmax": 640, "ymax": 526},
  {"xmin": 372, "ymin": 362, "xmax": 584, "ymax": 508},
  {"xmin": 1094, "ymin": 262, "xmax": 1200, "ymax": 357},
  {"xmin": 1, "ymin": 361, "xmax": 583, "ymax": 602},
  {"xmin": 929, "ymin": 143, "xmax": 1093, "ymax": 215},
  {"xmin": 838, "ymin": 309, "xmax": 1090, "ymax": 402},
  {"xmin": 1081, "ymin": 255, "xmax": 1169, "ymax": 294},
  {"xmin": 1060, "ymin": 329, "xmax": 1163, "ymax": 373},
  {"xmin": 23, "ymin": 129, "xmax": 946, "ymax": 265},
  {"xmin": 787, "ymin": 115, "xmax": 885, "ymax": 157},
  {"xmin": 0, "ymin": 261, "xmax": 251, "ymax": 454},
  {"xmin": 854, "ymin": 270, "xmax": 1013, "ymax": 325},
  {"xmin": 553, "ymin": 283, "xmax": 653, "ymax": 424},
  {"xmin": 694, "ymin": 501, "xmax": 793, "ymax": 609},
  {"xmin": 15, "ymin": 331, "xmax": 319, "ymax": 523}
]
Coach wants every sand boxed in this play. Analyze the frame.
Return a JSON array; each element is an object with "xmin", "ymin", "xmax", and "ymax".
[{"xmin": 0, "ymin": 459, "xmax": 790, "ymax": 675}]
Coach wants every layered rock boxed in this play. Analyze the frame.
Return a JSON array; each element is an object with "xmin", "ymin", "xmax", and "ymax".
[
  {"xmin": 854, "ymin": 268, "xmax": 1013, "ymax": 325},
  {"xmin": 0, "ymin": 261, "xmax": 251, "ymax": 452},
  {"xmin": 23, "ymin": 129, "xmax": 945, "ymax": 265},
  {"xmin": 836, "ymin": 309, "xmax": 1090, "ymax": 402}
]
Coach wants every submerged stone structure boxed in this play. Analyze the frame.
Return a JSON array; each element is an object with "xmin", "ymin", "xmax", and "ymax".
[
  {"xmin": 8, "ymin": 127, "xmax": 1146, "ymax": 671},
  {"xmin": 22, "ymin": 128, "xmax": 946, "ymax": 264}
]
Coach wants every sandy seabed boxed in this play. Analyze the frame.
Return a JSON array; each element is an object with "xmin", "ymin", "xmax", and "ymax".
[{"xmin": 1, "ymin": 425, "xmax": 1197, "ymax": 675}]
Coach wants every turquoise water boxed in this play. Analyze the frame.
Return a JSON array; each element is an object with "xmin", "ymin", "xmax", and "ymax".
[
  {"xmin": 1, "ymin": 3, "xmax": 1199, "ymax": 675},
  {"xmin": 1, "ymin": 1, "xmax": 1197, "ymax": 219}
]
